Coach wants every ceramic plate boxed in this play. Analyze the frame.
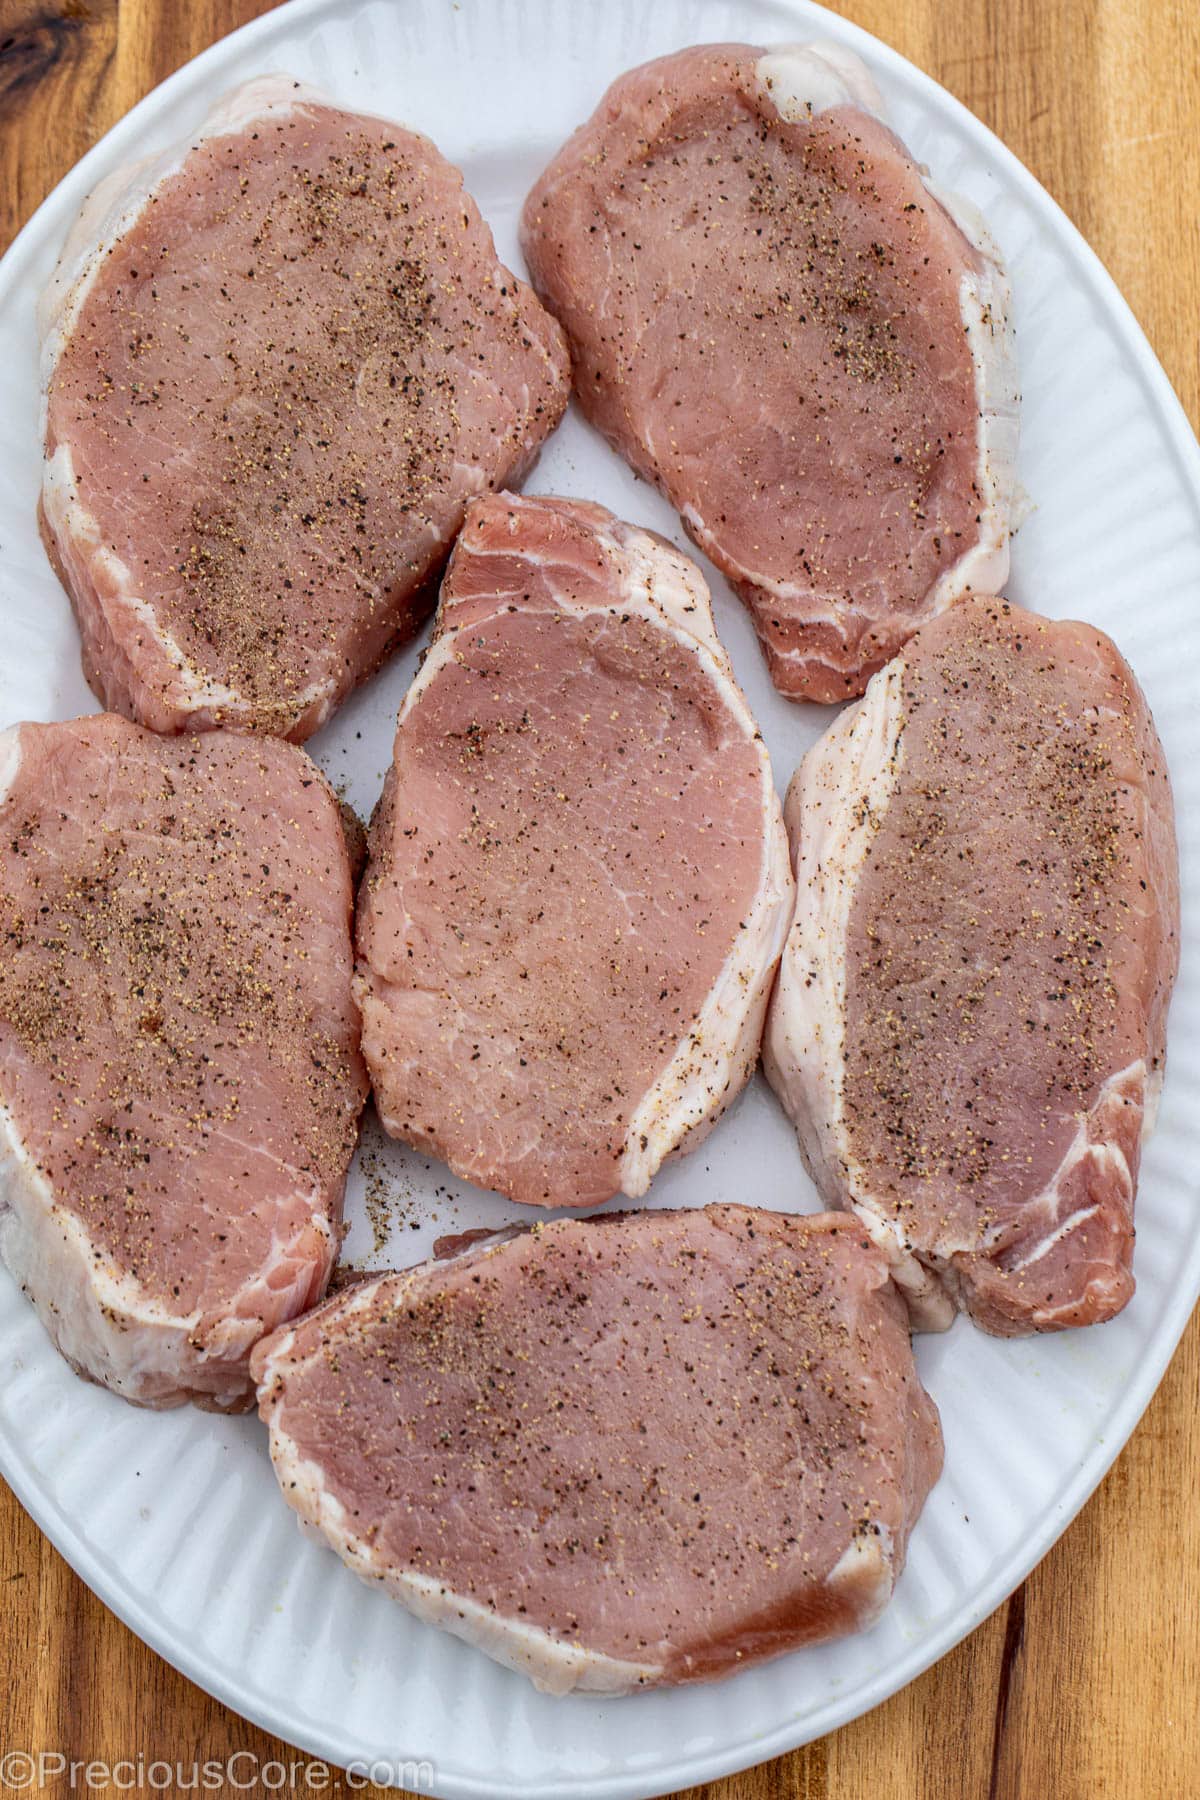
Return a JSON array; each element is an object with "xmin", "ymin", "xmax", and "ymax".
[{"xmin": 0, "ymin": 1, "xmax": 1197, "ymax": 1795}]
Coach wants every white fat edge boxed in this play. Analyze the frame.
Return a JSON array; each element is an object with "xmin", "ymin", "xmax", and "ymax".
[
  {"xmin": 826, "ymin": 1522, "xmax": 896, "ymax": 1625},
  {"xmin": 1143, "ymin": 1061, "xmax": 1164, "ymax": 1140},
  {"xmin": 829, "ymin": 1519, "xmax": 895, "ymax": 1575},
  {"xmin": 0, "ymin": 728, "xmax": 21, "ymax": 803},
  {"xmin": 755, "ymin": 45, "xmax": 1022, "ymax": 622},
  {"xmin": 392, "ymin": 497, "xmax": 793, "ymax": 1196},
  {"xmin": 0, "ymin": 911, "xmax": 333, "ymax": 1405},
  {"xmin": 619, "ymin": 801, "xmax": 791, "ymax": 1194},
  {"xmin": 610, "ymin": 509, "xmax": 732, "ymax": 662},
  {"xmin": 924, "ymin": 189, "xmax": 1023, "ymax": 607},
  {"xmin": 267, "ymin": 1413, "xmax": 659, "ymax": 1695},
  {"xmin": 391, "ymin": 1569, "xmax": 657, "ymax": 1695},
  {"xmin": 36, "ymin": 76, "xmax": 348, "ymax": 731},
  {"xmin": 763, "ymin": 660, "xmax": 906, "ymax": 1195},
  {"xmin": 257, "ymin": 1271, "xmax": 660, "ymax": 1696},
  {"xmin": 399, "ymin": 495, "xmax": 740, "ymax": 719},
  {"xmin": 0, "ymin": 1095, "xmax": 225, "ymax": 1406},
  {"xmin": 842, "ymin": 1197, "xmax": 956, "ymax": 1332},
  {"xmin": 42, "ymin": 445, "xmax": 247, "ymax": 714},
  {"xmin": 755, "ymin": 42, "xmax": 886, "ymax": 121},
  {"xmin": 762, "ymin": 658, "xmax": 954, "ymax": 1330},
  {"xmin": 612, "ymin": 517, "xmax": 793, "ymax": 1190},
  {"xmin": 42, "ymin": 443, "xmax": 334, "ymax": 726},
  {"xmin": 38, "ymin": 74, "xmax": 328, "ymax": 382}
]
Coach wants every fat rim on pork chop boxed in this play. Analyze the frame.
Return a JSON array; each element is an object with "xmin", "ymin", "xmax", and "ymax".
[
  {"xmin": 521, "ymin": 40, "xmax": 1019, "ymax": 702},
  {"xmin": 765, "ymin": 596, "xmax": 1180, "ymax": 1335},
  {"xmin": 0, "ymin": 714, "xmax": 368, "ymax": 1408},
  {"xmin": 354, "ymin": 490, "xmax": 793, "ymax": 1208},
  {"xmin": 253, "ymin": 1204, "xmax": 944, "ymax": 1694},
  {"xmin": 39, "ymin": 75, "xmax": 570, "ymax": 741}
]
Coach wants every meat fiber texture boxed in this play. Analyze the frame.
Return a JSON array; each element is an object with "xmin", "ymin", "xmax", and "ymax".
[
  {"xmin": 0, "ymin": 715, "xmax": 368, "ymax": 1408},
  {"xmin": 521, "ymin": 41, "xmax": 1019, "ymax": 703},
  {"xmin": 355, "ymin": 490, "xmax": 794, "ymax": 1208},
  {"xmin": 253, "ymin": 1204, "xmax": 943, "ymax": 1694},
  {"xmin": 39, "ymin": 75, "xmax": 570, "ymax": 741},
  {"xmin": 764, "ymin": 597, "xmax": 1180, "ymax": 1335}
]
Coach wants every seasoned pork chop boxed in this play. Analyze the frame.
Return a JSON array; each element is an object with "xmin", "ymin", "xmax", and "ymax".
[
  {"xmin": 253, "ymin": 1204, "xmax": 943, "ymax": 1693},
  {"xmin": 355, "ymin": 491, "xmax": 792, "ymax": 1208},
  {"xmin": 522, "ymin": 42, "xmax": 1018, "ymax": 701},
  {"xmin": 0, "ymin": 715, "xmax": 367, "ymax": 1407},
  {"xmin": 40, "ymin": 76, "xmax": 570, "ymax": 740},
  {"xmin": 765, "ymin": 598, "xmax": 1179, "ymax": 1334}
]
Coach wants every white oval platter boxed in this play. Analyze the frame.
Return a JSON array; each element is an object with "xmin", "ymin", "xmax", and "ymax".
[{"xmin": 0, "ymin": 1, "xmax": 1197, "ymax": 1795}]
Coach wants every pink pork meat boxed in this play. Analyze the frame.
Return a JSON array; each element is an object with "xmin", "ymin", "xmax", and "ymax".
[
  {"xmin": 253, "ymin": 1204, "xmax": 944, "ymax": 1693},
  {"xmin": 0, "ymin": 714, "xmax": 368, "ymax": 1407},
  {"xmin": 40, "ymin": 76, "xmax": 570, "ymax": 740},
  {"xmin": 355, "ymin": 491, "xmax": 793, "ymax": 1208},
  {"xmin": 521, "ymin": 42, "xmax": 1018, "ymax": 702}
]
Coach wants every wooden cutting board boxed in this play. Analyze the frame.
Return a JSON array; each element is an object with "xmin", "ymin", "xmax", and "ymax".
[{"xmin": 0, "ymin": 2, "xmax": 1196, "ymax": 1796}]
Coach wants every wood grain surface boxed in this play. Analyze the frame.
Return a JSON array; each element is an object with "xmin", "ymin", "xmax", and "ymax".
[{"xmin": 0, "ymin": 1, "xmax": 1197, "ymax": 1796}]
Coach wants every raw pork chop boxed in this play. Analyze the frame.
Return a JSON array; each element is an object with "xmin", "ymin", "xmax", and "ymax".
[
  {"xmin": 40, "ymin": 76, "xmax": 570, "ymax": 741},
  {"xmin": 355, "ymin": 491, "xmax": 793, "ymax": 1207},
  {"xmin": 253, "ymin": 1204, "xmax": 943, "ymax": 1693},
  {"xmin": 764, "ymin": 598, "xmax": 1179, "ymax": 1334},
  {"xmin": 521, "ymin": 42, "xmax": 1018, "ymax": 702},
  {"xmin": 0, "ymin": 714, "xmax": 368, "ymax": 1407}
]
